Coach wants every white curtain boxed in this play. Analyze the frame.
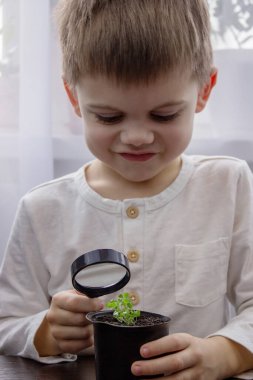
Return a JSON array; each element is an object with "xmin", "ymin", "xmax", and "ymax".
[{"xmin": 0, "ymin": 0, "xmax": 252, "ymax": 260}]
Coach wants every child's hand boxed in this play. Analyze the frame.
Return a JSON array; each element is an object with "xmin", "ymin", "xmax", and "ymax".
[
  {"xmin": 34, "ymin": 289, "xmax": 103, "ymax": 356},
  {"xmin": 131, "ymin": 333, "xmax": 252, "ymax": 379}
]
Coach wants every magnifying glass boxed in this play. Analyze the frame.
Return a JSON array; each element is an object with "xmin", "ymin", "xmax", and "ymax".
[{"xmin": 71, "ymin": 249, "xmax": 130, "ymax": 298}]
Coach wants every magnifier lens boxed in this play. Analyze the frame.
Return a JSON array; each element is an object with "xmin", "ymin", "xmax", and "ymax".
[{"xmin": 75, "ymin": 263, "xmax": 127, "ymax": 287}]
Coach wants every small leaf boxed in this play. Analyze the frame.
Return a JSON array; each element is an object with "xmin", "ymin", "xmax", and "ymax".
[{"xmin": 105, "ymin": 292, "xmax": 140, "ymax": 325}]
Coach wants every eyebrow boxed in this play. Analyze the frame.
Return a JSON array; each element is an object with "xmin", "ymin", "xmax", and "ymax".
[
  {"xmin": 86, "ymin": 101, "xmax": 187, "ymax": 111},
  {"xmin": 85, "ymin": 104, "xmax": 121, "ymax": 111},
  {"xmin": 154, "ymin": 101, "xmax": 187, "ymax": 109}
]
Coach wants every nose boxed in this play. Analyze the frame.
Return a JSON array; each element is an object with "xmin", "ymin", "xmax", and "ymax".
[{"xmin": 120, "ymin": 126, "xmax": 154, "ymax": 146}]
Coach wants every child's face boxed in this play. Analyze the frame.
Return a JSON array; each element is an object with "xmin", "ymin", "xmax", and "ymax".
[{"xmin": 75, "ymin": 71, "xmax": 205, "ymax": 184}]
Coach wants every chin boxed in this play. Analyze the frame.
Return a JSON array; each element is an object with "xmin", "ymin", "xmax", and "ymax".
[{"xmin": 120, "ymin": 172, "xmax": 154, "ymax": 183}]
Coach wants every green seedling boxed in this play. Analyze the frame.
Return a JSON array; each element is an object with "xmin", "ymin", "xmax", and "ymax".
[{"xmin": 106, "ymin": 292, "xmax": 141, "ymax": 326}]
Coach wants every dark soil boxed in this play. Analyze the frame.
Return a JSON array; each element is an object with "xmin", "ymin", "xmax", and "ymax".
[{"xmin": 95, "ymin": 313, "xmax": 166, "ymax": 327}]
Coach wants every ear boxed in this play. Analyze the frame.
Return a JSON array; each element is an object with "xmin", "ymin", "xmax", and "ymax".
[
  {"xmin": 195, "ymin": 68, "xmax": 218, "ymax": 113},
  {"xmin": 63, "ymin": 78, "xmax": 82, "ymax": 117}
]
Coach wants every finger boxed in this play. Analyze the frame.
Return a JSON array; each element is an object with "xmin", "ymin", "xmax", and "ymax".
[
  {"xmin": 60, "ymin": 291, "xmax": 104, "ymax": 313},
  {"xmin": 52, "ymin": 323, "xmax": 93, "ymax": 341},
  {"xmin": 57, "ymin": 337, "xmax": 93, "ymax": 354},
  {"xmin": 52, "ymin": 291, "xmax": 104, "ymax": 313},
  {"xmin": 140, "ymin": 333, "xmax": 192, "ymax": 358},
  {"xmin": 47, "ymin": 308, "xmax": 89, "ymax": 327},
  {"xmin": 132, "ymin": 348, "xmax": 196, "ymax": 377},
  {"xmin": 162, "ymin": 366, "xmax": 201, "ymax": 380}
]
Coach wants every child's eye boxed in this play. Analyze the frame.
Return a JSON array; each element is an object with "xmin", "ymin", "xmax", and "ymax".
[
  {"xmin": 150, "ymin": 113, "xmax": 180, "ymax": 122},
  {"xmin": 95, "ymin": 114, "xmax": 123, "ymax": 124}
]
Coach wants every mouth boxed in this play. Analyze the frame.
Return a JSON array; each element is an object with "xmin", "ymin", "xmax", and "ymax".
[{"xmin": 119, "ymin": 152, "xmax": 156, "ymax": 162}]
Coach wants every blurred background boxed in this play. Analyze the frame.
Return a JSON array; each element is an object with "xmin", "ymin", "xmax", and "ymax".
[{"xmin": 0, "ymin": 0, "xmax": 253, "ymax": 260}]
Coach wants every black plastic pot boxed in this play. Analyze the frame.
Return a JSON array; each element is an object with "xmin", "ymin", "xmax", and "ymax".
[{"xmin": 87, "ymin": 310, "xmax": 170, "ymax": 380}]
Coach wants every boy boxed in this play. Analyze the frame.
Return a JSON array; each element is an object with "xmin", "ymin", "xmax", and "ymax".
[{"xmin": 1, "ymin": 0, "xmax": 253, "ymax": 378}]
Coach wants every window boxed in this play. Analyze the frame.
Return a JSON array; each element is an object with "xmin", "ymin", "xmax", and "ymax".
[
  {"xmin": 209, "ymin": 0, "xmax": 253, "ymax": 49},
  {"xmin": 0, "ymin": 0, "xmax": 19, "ymax": 133}
]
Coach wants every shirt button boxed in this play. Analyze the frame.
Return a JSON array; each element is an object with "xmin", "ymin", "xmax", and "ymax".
[
  {"xmin": 126, "ymin": 206, "xmax": 139, "ymax": 219},
  {"xmin": 127, "ymin": 250, "xmax": 140, "ymax": 263},
  {"xmin": 129, "ymin": 291, "xmax": 140, "ymax": 306}
]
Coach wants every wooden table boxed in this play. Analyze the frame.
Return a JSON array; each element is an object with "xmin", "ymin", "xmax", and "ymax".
[
  {"xmin": 0, "ymin": 355, "xmax": 246, "ymax": 379},
  {"xmin": 0, "ymin": 355, "xmax": 95, "ymax": 380}
]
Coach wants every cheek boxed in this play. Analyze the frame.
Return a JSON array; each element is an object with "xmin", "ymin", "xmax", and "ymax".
[
  {"xmin": 162, "ymin": 119, "xmax": 194, "ymax": 153},
  {"xmin": 166, "ymin": 122, "xmax": 193, "ymax": 142},
  {"xmin": 84, "ymin": 125, "xmax": 114, "ymax": 152},
  {"xmin": 178, "ymin": 111, "xmax": 195, "ymax": 141}
]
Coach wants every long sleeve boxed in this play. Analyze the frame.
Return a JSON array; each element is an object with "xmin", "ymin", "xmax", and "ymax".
[
  {"xmin": 208, "ymin": 161, "xmax": 253, "ymax": 379},
  {"xmin": 0, "ymin": 197, "xmax": 76, "ymax": 363}
]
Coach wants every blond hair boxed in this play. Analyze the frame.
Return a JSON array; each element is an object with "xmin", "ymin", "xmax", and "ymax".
[{"xmin": 55, "ymin": 0, "xmax": 213, "ymax": 87}]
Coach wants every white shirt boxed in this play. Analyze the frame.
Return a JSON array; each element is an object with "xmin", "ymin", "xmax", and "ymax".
[{"xmin": 0, "ymin": 155, "xmax": 253, "ymax": 378}]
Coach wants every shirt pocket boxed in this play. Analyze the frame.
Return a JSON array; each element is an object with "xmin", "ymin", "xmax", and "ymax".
[{"xmin": 175, "ymin": 238, "xmax": 229, "ymax": 307}]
